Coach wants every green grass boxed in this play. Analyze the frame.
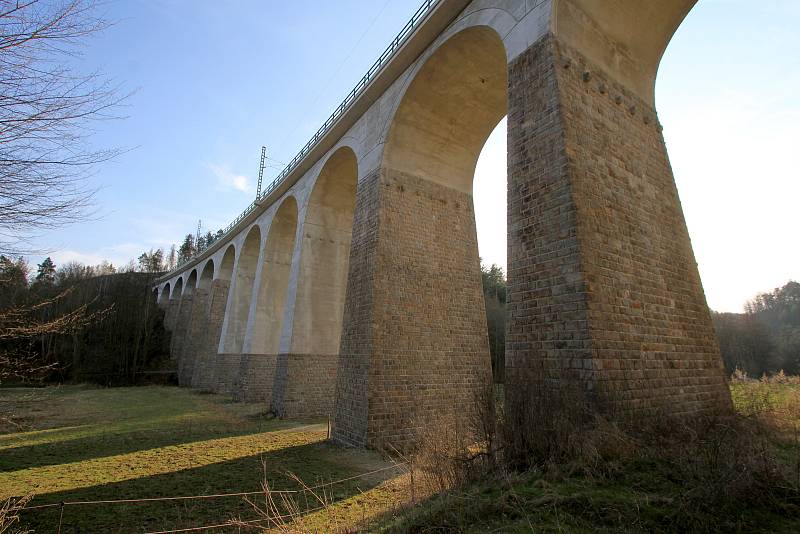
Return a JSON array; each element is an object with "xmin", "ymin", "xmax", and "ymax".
[
  {"xmin": 0, "ymin": 385, "xmax": 407, "ymax": 533},
  {"xmin": 5, "ymin": 382, "xmax": 799, "ymax": 533}
]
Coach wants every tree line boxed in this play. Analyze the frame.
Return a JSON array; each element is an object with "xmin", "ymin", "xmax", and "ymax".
[
  {"xmin": 137, "ymin": 229, "xmax": 226, "ymax": 273},
  {"xmin": 713, "ymin": 281, "xmax": 800, "ymax": 377},
  {"xmin": 0, "ymin": 255, "xmax": 169, "ymax": 386}
]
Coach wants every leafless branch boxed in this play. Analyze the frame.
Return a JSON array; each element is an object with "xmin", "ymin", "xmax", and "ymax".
[{"xmin": 0, "ymin": 0, "xmax": 128, "ymax": 255}]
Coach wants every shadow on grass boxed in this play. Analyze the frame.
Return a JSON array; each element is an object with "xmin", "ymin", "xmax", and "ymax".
[
  {"xmin": 0, "ymin": 416, "xmax": 297, "ymax": 473},
  {"xmin": 19, "ymin": 440, "xmax": 375, "ymax": 534}
]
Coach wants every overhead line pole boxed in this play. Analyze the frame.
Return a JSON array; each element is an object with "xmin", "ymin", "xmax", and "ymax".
[{"xmin": 256, "ymin": 146, "xmax": 266, "ymax": 199}]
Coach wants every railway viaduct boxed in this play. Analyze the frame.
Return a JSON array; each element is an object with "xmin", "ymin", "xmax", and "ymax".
[{"xmin": 155, "ymin": 0, "xmax": 732, "ymax": 449}]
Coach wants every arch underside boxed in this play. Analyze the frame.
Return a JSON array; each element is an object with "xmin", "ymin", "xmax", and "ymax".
[
  {"xmin": 224, "ymin": 226, "xmax": 261, "ymax": 354},
  {"xmin": 273, "ymin": 147, "xmax": 358, "ymax": 418}
]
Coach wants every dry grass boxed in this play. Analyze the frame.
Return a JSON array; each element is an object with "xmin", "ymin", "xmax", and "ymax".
[{"xmin": 374, "ymin": 375, "xmax": 800, "ymax": 533}]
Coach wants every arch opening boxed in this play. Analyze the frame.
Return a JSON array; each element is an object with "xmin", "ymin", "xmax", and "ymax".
[
  {"xmin": 184, "ymin": 270, "xmax": 198, "ymax": 297},
  {"xmin": 290, "ymin": 146, "xmax": 357, "ymax": 355},
  {"xmin": 384, "ymin": 25, "xmax": 507, "ymax": 194},
  {"xmin": 251, "ymin": 197, "xmax": 298, "ymax": 355},
  {"xmin": 172, "ymin": 278, "xmax": 183, "ymax": 300},
  {"xmin": 218, "ymin": 245, "xmax": 235, "ymax": 281},
  {"xmin": 224, "ymin": 226, "xmax": 261, "ymax": 354},
  {"xmin": 158, "ymin": 283, "xmax": 171, "ymax": 306},
  {"xmin": 199, "ymin": 260, "xmax": 214, "ymax": 291}
]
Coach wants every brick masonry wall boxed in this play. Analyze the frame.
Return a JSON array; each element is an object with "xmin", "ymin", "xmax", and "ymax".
[
  {"xmin": 215, "ymin": 353, "xmax": 241, "ymax": 396},
  {"xmin": 505, "ymin": 33, "xmax": 731, "ymax": 418},
  {"xmin": 172, "ymin": 295, "xmax": 193, "ymax": 370},
  {"xmin": 235, "ymin": 354, "xmax": 278, "ymax": 404},
  {"xmin": 179, "ymin": 288, "xmax": 209, "ymax": 386},
  {"xmin": 165, "ymin": 299, "xmax": 180, "ymax": 337},
  {"xmin": 333, "ymin": 168, "xmax": 493, "ymax": 449},
  {"xmin": 332, "ymin": 169, "xmax": 381, "ymax": 447},
  {"xmin": 194, "ymin": 279, "xmax": 230, "ymax": 391},
  {"xmin": 273, "ymin": 353, "xmax": 338, "ymax": 418}
]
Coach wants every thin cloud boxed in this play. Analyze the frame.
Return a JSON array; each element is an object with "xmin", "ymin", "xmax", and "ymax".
[{"xmin": 208, "ymin": 163, "xmax": 252, "ymax": 194}]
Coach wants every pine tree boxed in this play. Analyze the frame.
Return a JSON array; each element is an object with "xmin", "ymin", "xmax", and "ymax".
[
  {"xmin": 178, "ymin": 234, "xmax": 196, "ymax": 264},
  {"xmin": 150, "ymin": 248, "xmax": 165, "ymax": 272},
  {"xmin": 35, "ymin": 257, "xmax": 56, "ymax": 284}
]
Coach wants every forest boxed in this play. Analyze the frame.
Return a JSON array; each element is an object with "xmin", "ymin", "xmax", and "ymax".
[{"xmin": 0, "ymin": 255, "xmax": 169, "ymax": 385}]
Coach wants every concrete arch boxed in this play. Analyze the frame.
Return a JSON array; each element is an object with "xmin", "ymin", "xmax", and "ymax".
[
  {"xmin": 184, "ymin": 269, "xmax": 198, "ymax": 297},
  {"xmin": 199, "ymin": 260, "xmax": 214, "ymax": 291},
  {"xmin": 290, "ymin": 146, "xmax": 358, "ymax": 355},
  {"xmin": 250, "ymin": 196, "xmax": 298, "ymax": 355},
  {"xmin": 217, "ymin": 244, "xmax": 236, "ymax": 281},
  {"xmin": 383, "ymin": 25, "xmax": 507, "ymax": 194},
  {"xmin": 552, "ymin": 0, "xmax": 695, "ymax": 106},
  {"xmin": 172, "ymin": 277, "xmax": 184, "ymax": 299},
  {"xmin": 223, "ymin": 225, "xmax": 261, "ymax": 354},
  {"xmin": 158, "ymin": 283, "xmax": 171, "ymax": 306}
]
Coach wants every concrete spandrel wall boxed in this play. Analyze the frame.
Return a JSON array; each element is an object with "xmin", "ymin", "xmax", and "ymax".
[
  {"xmin": 245, "ymin": 197, "xmax": 298, "ymax": 356},
  {"xmin": 289, "ymin": 148, "xmax": 358, "ymax": 356},
  {"xmin": 222, "ymin": 226, "xmax": 261, "ymax": 354}
]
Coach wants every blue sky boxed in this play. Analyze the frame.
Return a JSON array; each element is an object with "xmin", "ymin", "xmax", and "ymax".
[{"xmin": 27, "ymin": 0, "xmax": 800, "ymax": 312}]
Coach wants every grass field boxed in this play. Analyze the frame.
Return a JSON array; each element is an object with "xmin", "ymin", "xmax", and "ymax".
[
  {"xmin": 0, "ymin": 385, "xmax": 409, "ymax": 533},
  {"xmin": 3, "ymin": 380, "xmax": 799, "ymax": 533}
]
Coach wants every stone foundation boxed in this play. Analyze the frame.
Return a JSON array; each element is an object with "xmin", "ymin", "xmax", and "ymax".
[
  {"xmin": 333, "ymin": 168, "xmax": 493, "ymax": 449},
  {"xmin": 273, "ymin": 353, "xmax": 338, "ymax": 419},
  {"xmin": 504, "ymin": 34, "xmax": 731, "ymax": 419},
  {"xmin": 235, "ymin": 354, "xmax": 278, "ymax": 404},
  {"xmin": 215, "ymin": 353, "xmax": 241, "ymax": 396},
  {"xmin": 193, "ymin": 279, "xmax": 230, "ymax": 392},
  {"xmin": 171, "ymin": 295, "xmax": 193, "ymax": 368}
]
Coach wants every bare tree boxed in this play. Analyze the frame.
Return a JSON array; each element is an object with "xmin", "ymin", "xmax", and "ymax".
[{"xmin": 0, "ymin": 0, "xmax": 127, "ymax": 255}]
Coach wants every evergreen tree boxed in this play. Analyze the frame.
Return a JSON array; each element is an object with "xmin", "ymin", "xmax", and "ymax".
[
  {"xmin": 177, "ymin": 234, "xmax": 196, "ymax": 264},
  {"xmin": 481, "ymin": 261, "xmax": 506, "ymax": 383},
  {"xmin": 35, "ymin": 257, "xmax": 56, "ymax": 284},
  {"xmin": 137, "ymin": 252, "xmax": 150, "ymax": 272}
]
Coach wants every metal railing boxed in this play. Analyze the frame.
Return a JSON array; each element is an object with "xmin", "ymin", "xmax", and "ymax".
[{"xmin": 163, "ymin": 0, "xmax": 439, "ymax": 278}]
